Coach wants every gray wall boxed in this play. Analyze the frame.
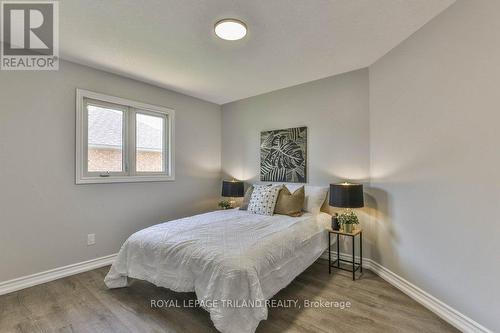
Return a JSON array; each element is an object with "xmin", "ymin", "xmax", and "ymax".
[
  {"xmin": 221, "ymin": 69, "xmax": 371, "ymax": 255},
  {"xmin": 0, "ymin": 60, "xmax": 221, "ymax": 282},
  {"xmin": 369, "ymin": 0, "xmax": 500, "ymax": 330}
]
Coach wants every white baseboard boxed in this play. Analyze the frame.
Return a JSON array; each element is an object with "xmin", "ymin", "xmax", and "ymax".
[
  {"xmin": 0, "ymin": 253, "xmax": 117, "ymax": 296},
  {"xmin": 321, "ymin": 250, "xmax": 492, "ymax": 333}
]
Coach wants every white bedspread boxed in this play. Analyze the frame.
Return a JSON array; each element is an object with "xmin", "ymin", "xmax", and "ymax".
[{"xmin": 105, "ymin": 209, "xmax": 330, "ymax": 333}]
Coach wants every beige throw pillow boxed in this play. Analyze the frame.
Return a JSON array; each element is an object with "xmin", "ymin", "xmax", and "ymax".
[{"xmin": 274, "ymin": 186, "xmax": 305, "ymax": 217}]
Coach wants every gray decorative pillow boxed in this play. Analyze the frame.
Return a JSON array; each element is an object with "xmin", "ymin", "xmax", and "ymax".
[
  {"xmin": 248, "ymin": 185, "xmax": 283, "ymax": 216},
  {"xmin": 239, "ymin": 186, "xmax": 254, "ymax": 211}
]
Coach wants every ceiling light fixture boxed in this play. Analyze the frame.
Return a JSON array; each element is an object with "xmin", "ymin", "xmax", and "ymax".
[{"xmin": 214, "ymin": 19, "xmax": 247, "ymax": 41}]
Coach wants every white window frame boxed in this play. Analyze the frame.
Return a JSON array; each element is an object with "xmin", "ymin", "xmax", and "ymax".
[{"xmin": 76, "ymin": 89, "xmax": 175, "ymax": 184}]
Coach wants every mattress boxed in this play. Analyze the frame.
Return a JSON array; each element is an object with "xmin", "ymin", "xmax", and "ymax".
[{"xmin": 104, "ymin": 209, "xmax": 330, "ymax": 333}]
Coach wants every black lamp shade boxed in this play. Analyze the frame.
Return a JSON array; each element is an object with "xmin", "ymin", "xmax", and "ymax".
[
  {"xmin": 222, "ymin": 180, "xmax": 244, "ymax": 197},
  {"xmin": 329, "ymin": 183, "xmax": 364, "ymax": 208}
]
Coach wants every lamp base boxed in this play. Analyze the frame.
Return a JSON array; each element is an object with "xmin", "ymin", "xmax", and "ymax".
[{"xmin": 331, "ymin": 214, "xmax": 340, "ymax": 231}]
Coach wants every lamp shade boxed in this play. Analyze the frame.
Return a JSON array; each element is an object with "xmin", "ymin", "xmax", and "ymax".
[
  {"xmin": 221, "ymin": 180, "xmax": 244, "ymax": 197},
  {"xmin": 329, "ymin": 183, "xmax": 364, "ymax": 208}
]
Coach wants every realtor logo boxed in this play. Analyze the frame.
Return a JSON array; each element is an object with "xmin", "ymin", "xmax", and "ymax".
[{"xmin": 1, "ymin": 1, "xmax": 59, "ymax": 70}]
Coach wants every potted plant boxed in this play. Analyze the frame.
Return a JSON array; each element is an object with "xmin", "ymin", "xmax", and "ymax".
[
  {"xmin": 338, "ymin": 210, "xmax": 359, "ymax": 233},
  {"xmin": 218, "ymin": 200, "xmax": 232, "ymax": 210}
]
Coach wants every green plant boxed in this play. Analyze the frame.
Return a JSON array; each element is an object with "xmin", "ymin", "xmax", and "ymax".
[
  {"xmin": 338, "ymin": 210, "xmax": 359, "ymax": 225},
  {"xmin": 218, "ymin": 200, "xmax": 232, "ymax": 210}
]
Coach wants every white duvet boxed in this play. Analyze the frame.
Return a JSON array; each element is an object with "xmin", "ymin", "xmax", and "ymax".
[{"xmin": 105, "ymin": 209, "xmax": 330, "ymax": 333}]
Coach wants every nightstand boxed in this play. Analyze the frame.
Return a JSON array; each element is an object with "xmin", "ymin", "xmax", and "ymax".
[{"xmin": 328, "ymin": 228, "xmax": 362, "ymax": 280}]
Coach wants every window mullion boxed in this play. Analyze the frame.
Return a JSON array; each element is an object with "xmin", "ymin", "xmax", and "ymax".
[
  {"xmin": 128, "ymin": 107, "xmax": 137, "ymax": 176},
  {"xmin": 122, "ymin": 106, "xmax": 128, "ymax": 176}
]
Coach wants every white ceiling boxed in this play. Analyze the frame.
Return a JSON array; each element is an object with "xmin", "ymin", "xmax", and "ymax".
[{"xmin": 60, "ymin": 0, "xmax": 455, "ymax": 104}]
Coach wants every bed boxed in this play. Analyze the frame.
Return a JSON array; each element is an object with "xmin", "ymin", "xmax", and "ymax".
[{"xmin": 105, "ymin": 208, "xmax": 331, "ymax": 333}]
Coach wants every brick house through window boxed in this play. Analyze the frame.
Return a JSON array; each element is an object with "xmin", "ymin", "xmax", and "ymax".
[{"xmin": 88, "ymin": 107, "xmax": 163, "ymax": 173}]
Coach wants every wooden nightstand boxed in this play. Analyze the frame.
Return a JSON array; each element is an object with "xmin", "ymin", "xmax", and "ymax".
[{"xmin": 328, "ymin": 228, "xmax": 363, "ymax": 280}]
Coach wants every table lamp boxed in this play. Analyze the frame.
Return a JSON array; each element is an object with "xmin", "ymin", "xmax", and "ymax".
[
  {"xmin": 221, "ymin": 180, "xmax": 244, "ymax": 209},
  {"xmin": 329, "ymin": 182, "xmax": 364, "ymax": 233}
]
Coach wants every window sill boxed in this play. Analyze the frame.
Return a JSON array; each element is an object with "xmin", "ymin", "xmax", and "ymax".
[{"xmin": 76, "ymin": 175, "xmax": 175, "ymax": 184}]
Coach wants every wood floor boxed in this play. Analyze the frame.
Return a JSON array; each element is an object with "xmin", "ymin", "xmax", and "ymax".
[{"xmin": 0, "ymin": 259, "xmax": 457, "ymax": 333}]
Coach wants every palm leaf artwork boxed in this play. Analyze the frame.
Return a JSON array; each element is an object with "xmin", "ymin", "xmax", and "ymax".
[{"xmin": 260, "ymin": 127, "xmax": 307, "ymax": 182}]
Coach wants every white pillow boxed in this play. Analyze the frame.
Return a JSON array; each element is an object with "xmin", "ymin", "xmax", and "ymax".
[
  {"xmin": 285, "ymin": 184, "xmax": 328, "ymax": 214},
  {"xmin": 304, "ymin": 186, "xmax": 328, "ymax": 214},
  {"xmin": 248, "ymin": 185, "xmax": 283, "ymax": 216}
]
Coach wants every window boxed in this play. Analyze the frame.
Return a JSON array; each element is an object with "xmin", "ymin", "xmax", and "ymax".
[{"xmin": 76, "ymin": 89, "xmax": 174, "ymax": 184}]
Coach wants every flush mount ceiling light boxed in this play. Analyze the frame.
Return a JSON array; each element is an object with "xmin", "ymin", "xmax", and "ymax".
[{"xmin": 214, "ymin": 19, "xmax": 247, "ymax": 41}]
